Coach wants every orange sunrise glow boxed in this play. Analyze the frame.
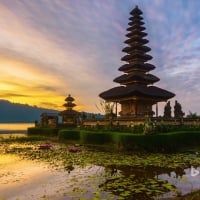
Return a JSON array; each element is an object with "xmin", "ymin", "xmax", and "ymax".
[{"xmin": 0, "ymin": 0, "xmax": 199, "ymax": 115}]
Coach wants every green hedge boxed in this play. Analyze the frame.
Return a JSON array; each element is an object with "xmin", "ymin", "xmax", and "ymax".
[
  {"xmin": 80, "ymin": 131, "xmax": 117, "ymax": 145},
  {"xmin": 119, "ymin": 131, "xmax": 200, "ymax": 152},
  {"xmin": 27, "ymin": 127, "xmax": 200, "ymax": 152},
  {"xmin": 58, "ymin": 130, "xmax": 80, "ymax": 141},
  {"xmin": 155, "ymin": 124, "xmax": 200, "ymax": 133},
  {"xmin": 79, "ymin": 130, "xmax": 200, "ymax": 152},
  {"xmin": 27, "ymin": 127, "xmax": 59, "ymax": 136}
]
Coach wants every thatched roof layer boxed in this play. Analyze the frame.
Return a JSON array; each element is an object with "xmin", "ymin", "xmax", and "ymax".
[
  {"xmin": 122, "ymin": 45, "xmax": 151, "ymax": 53},
  {"xmin": 124, "ymin": 38, "xmax": 149, "ymax": 45},
  {"xmin": 126, "ymin": 26, "xmax": 145, "ymax": 32},
  {"xmin": 114, "ymin": 72, "xmax": 159, "ymax": 84},
  {"xmin": 63, "ymin": 102, "xmax": 76, "ymax": 107},
  {"xmin": 121, "ymin": 53, "xmax": 152, "ymax": 62},
  {"xmin": 119, "ymin": 63, "xmax": 155, "ymax": 72},
  {"xmin": 129, "ymin": 16, "xmax": 143, "ymax": 21},
  {"xmin": 128, "ymin": 21, "xmax": 144, "ymax": 26},
  {"xmin": 99, "ymin": 85, "xmax": 175, "ymax": 101},
  {"xmin": 126, "ymin": 31, "xmax": 147, "ymax": 38}
]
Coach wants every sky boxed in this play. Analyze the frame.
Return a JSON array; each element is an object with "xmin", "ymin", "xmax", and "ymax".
[{"xmin": 0, "ymin": 0, "xmax": 200, "ymax": 115}]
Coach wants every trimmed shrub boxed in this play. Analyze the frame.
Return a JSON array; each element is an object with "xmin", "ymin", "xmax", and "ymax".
[
  {"xmin": 78, "ymin": 130, "xmax": 200, "ymax": 152},
  {"xmin": 131, "ymin": 124, "xmax": 144, "ymax": 134},
  {"xmin": 27, "ymin": 127, "xmax": 59, "ymax": 136},
  {"xmin": 118, "ymin": 131, "xmax": 200, "ymax": 152},
  {"xmin": 80, "ymin": 131, "xmax": 114, "ymax": 144},
  {"xmin": 28, "ymin": 127, "xmax": 200, "ymax": 152},
  {"xmin": 58, "ymin": 129, "xmax": 80, "ymax": 141},
  {"xmin": 154, "ymin": 124, "xmax": 200, "ymax": 133}
]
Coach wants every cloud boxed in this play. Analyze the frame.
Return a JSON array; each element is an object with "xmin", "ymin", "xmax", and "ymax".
[
  {"xmin": 40, "ymin": 102, "xmax": 61, "ymax": 110},
  {"xmin": 0, "ymin": 93, "xmax": 31, "ymax": 98},
  {"xmin": 0, "ymin": 0, "xmax": 200, "ymax": 114}
]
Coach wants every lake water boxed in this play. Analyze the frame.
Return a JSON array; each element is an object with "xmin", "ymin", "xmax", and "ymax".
[
  {"xmin": 0, "ymin": 155, "xmax": 110, "ymax": 200},
  {"xmin": 1, "ymin": 149, "xmax": 200, "ymax": 200},
  {"xmin": 0, "ymin": 123, "xmax": 34, "ymax": 134},
  {"xmin": 1, "ymin": 124, "xmax": 200, "ymax": 199},
  {"xmin": 0, "ymin": 145, "xmax": 117, "ymax": 200}
]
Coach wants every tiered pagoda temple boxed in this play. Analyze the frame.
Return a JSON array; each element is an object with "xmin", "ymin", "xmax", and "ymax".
[
  {"xmin": 99, "ymin": 6, "xmax": 175, "ymax": 118},
  {"xmin": 59, "ymin": 94, "xmax": 78, "ymax": 125}
]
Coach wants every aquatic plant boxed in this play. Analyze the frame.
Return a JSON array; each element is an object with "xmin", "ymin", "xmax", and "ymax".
[{"xmin": 2, "ymin": 137, "xmax": 200, "ymax": 199}]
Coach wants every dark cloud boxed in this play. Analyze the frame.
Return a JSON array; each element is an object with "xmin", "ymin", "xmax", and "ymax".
[
  {"xmin": 33, "ymin": 85, "xmax": 60, "ymax": 93},
  {"xmin": 0, "ymin": 93, "xmax": 31, "ymax": 98},
  {"xmin": 40, "ymin": 102, "xmax": 60, "ymax": 109}
]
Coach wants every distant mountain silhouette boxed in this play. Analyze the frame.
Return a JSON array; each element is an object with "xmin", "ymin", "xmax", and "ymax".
[{"xmin": 0, "ymin": 100, "xmax": 58, "ymax": 123}]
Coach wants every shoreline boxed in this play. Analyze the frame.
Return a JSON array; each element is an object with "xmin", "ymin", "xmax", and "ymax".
[{"xmin": 0, "ymin": 130, "xmax": 27, "ymax": 134}]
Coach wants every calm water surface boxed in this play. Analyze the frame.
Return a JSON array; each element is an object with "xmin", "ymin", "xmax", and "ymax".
[
  {"xmin": 0, "ymin": 123, "xmax": 34, "ymax": 134},
  {"xmin": 1, "ymin": 124, "xmax": 200, "ymax": 199},
  {"xmin": 0, "ymin": 154, "xmax": 116, "ymax": 200},
  {"xmin": 1, "ymin": 152, "xmax": 200, "ymax": 200}
]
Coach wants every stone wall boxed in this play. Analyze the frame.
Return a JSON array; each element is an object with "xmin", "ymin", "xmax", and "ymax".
[{"xmin": 83, "ymin": 117, "xmax": 200, "ymax": 127}]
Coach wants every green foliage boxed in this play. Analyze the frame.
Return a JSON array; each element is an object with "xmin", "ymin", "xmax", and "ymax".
[
  {"xmin": 101, "ymin": 176, "xmax": 175, "ymax": 200},
  {"xmin": 27, "ymin": 126, "xmax": 200, "ymax": 153},
  {"xmin": 80, "ymin": 131, "xmax": 115, "ymax": 144},
  {"xmin": 174, "ymin": 100, "xmax": 185, "ymax": 118},
  {"xmin": 27, "ymin": 127, "xmax": 59, "ymax": 136},
  {"xmin": 58, "ymin": 129, "xmax": 80, "ymax": 141},
  {"xmin": 95, "ymin": 100, "xmax": 115, "ymax": 118},
  {"xmin": 77, "ymin": 129, "xmax": 200, "ymax": 152},
  {"xmin": 0, "ymin": 135, "xmax": 48, "ymax": 143},
  {"xmin": 119, "ymin": 131, "xmax": 200, "ymax": 152},
  {"xmin": 164, "ymin": 101, "xmax": 172, "ymax": 118},
  {"xmin": 187, "ymin": 111, "xmax": 198, "ymax": 118},
  {"xmin": 3, "ymin": 139, "xmax": 200, "ymax": 199},
  {"xmin": 154, "ymin": 124, "xmax": 200, "ymax": 133},
  {"xmin": 144, "ymin": 120, "xmax": 155, "ymax": 134},
  {"xmin": 130, "ymin": 124, "xmax": 144, "ymax": 134},
  {"xmin": 84, "ymin": 124, "xmax": 144, "ymax": 134}
]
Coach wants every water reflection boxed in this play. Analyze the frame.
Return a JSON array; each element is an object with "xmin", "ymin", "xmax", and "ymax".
[
  {"xmin": 1, "ymin": 141, "xmax": 200, "ymax": 199},
  {"xmin": 0, "ymin": 123, "xmax": 34, "ymax": 134},
  {"xmin": 1, "ymin": 159, "xmax": 199, "ymax": 200},
  {"xmin": 0, "ymin": 154, "xmax": 116, "ymax": 200},
  {"xmin": 0, "ymin": 123, "xmax": 33, "ymax": 138},
  {"xmin": 0, "ymin": 133, "xmax": 27, "ymax": 139},
  {"xmin": 100, "ymin": 165, "xmax": 177, "ymax": 199},
  {"xmin": 158, "ymin": 167, "xmax": 200, "ymax": 198},
  {"xmin": 100, "ymin": 164, "xmax": 200, "ymax": 199}
]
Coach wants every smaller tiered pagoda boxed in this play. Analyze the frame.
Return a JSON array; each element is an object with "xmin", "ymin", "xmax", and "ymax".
[{"xmin": 59, "ymin": 94, "xmax": 79, "ymax": 126}]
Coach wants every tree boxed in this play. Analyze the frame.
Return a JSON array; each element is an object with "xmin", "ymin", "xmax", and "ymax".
[
  {"xmin": 164, "ymin": 101, "xmax": 171, "ymax": 118},
  {"xmin": 187, "ymin": 111, "xmax": 198, "ymax": 118},
  {"xmin": 95, "ymin": 100, "xmax": 115, "ymax": 118},
  {"xmin": 174, "ymin": 100, "xmax": 185, "ymax": 118}
]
